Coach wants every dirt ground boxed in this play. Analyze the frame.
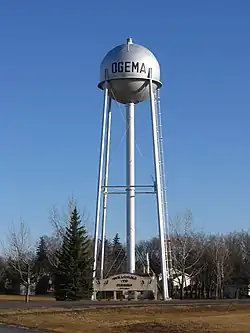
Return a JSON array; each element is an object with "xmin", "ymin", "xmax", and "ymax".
[{"xmin": 0, "ymin": 304, "xmax": 250, "ymax": 332}]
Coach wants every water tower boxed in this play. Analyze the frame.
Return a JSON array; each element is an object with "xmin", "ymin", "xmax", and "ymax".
[{"xmin": 92, "ymin": 37, "xmax": 171, "ymax": 300}]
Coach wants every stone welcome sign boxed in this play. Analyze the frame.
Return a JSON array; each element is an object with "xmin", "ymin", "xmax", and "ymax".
[{"xmin": 93, "ymin": 273, "xmax": 157, "ymax": 292}]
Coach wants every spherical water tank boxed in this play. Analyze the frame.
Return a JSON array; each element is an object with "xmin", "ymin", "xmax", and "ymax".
[{"xmin": 98, "ymin": 38, "xmax": 162, "ymax": 104}]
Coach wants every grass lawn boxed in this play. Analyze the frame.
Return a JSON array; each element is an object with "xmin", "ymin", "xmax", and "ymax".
[
  {"xmin": 0, "ymin": 294, "xmax": 54, "ymax": 301},
  {"xmin": 0, "ymin": 304, "xmax": 250, "ymax": 332}
]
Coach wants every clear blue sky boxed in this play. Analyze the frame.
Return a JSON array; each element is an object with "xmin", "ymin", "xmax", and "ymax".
[{"xmin": 0, "ymin": 0, "xmax": 250, "ymax": 243}]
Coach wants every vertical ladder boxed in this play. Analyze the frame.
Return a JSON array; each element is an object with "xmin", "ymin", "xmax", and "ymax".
[{"xmin": 154, "ymin": 89, "xmax": 173, "ymax": 279}]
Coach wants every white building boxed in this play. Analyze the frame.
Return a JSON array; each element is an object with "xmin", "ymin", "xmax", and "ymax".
[{"xmin": 159, "ymin": 270, "xmax": 191, "ymax": 288}]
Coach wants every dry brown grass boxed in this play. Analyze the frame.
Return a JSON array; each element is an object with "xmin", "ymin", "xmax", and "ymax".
[
  {"xmin": 0, "ymin": 304, "xmax": 250, "ymax": 332},
  {"xmin": 0, "ymin": 294, "xmax": 54, "ymax": 301}
]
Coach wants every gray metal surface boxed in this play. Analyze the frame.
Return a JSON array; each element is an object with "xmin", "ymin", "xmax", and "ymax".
[
  {"xmin": 100, "ymin": 97, "xmax": 112, "ymax": 280},
  {"xmin": 94, "ymin": 38, "xmax": 169, "ymax": 301},
  {"xmin": 98, "ymin": 38, "xmax": 161, "ymax": 104},
  {"xmin": 149, "ymin": 72, "xmax": 169, "ymax": 300},
  {"xmin": 92, "ymin": 83, "xmax": 109, "ymax": 289},
  {"xmin": 126, "ymin": 102, "xmax": 136, "ymax": 273}
]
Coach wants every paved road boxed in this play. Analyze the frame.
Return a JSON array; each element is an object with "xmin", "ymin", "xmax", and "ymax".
[
  {"xmin": 0, "ymin": 326, "xmax": 38, "ymax": 333},
  {"xmin": 0, "ymin": 298, "xmax": 250, "ymax": 309}
]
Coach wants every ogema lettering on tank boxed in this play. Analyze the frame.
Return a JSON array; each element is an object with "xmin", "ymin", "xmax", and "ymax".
[{"xmin": 111, "ymin": 61, "xmax": 146, "ymax": 74}]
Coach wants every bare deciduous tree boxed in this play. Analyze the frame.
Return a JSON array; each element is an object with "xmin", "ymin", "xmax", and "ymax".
[
  {"xmin": 240, "ymin": 231, "xmax": 250, "ymax": 279},
  {"xmin": 49, "ymin": 199, "xmax": 75, "ymax": 240},
  {"xmin": 209, "ymin": 234, "xmax": 230, "ymax": 299},
  {"xmin": 47, "ymin": 197, "xmax": 90, "ymax": 269},
  {"xmin": 2, "ymin": 220, "xmax": 35, "ymax": 302},
  {"xmin": 135, "ymin": 240, "xmax": 152, "ymax": 274},
  {"xmin": 42, "ymin": 235, "xmax": 60, "ymax": 269},
  {"xmin": 47, "ymin": 197, "xmax": 77, "ymax": 268},
  {"xmin": 170, "ymin": 209, "xmax": 205, "ymax": 299},
  {"xmin": 0, "ymin": 256, "xmax": 5, "ymax": 281}
]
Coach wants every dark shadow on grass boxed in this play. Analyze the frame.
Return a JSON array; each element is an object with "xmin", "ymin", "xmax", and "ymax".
[{"xmin": 112, "ymin": 322, "xmax": 216, "ymax": 333}]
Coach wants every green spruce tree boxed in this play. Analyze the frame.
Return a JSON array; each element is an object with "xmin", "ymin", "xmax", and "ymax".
[
  {"xmin": 55, "ymin": 206, "xmax": 93, "ymax": 299},
  {"xmin": 33, "ymin": 236, "xmax": 52, "ymax": 294},
  {"xmin": 110, "ymin": 233, "xmax": 126, "ymax": 275},
  {"xmin": 34, "ymin": 237, "xmax": 50, "ymax": 277}
]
